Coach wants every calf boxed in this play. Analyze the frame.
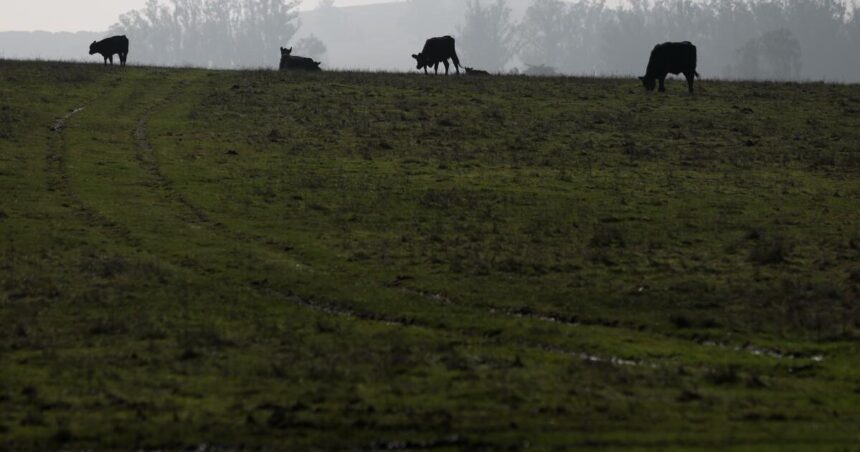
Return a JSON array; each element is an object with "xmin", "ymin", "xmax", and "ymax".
[
  {"xmin": 279, "ymin": 47, "xmax": 322, "ymax": 71},
  {"xmin": 89, "ymin": 35, "xmax": 129, "ymax": 66},
  {"xmin": 412, "ymin": 36, "xmax": 461, "ymax": 75},
  {"xmin": 639, "ymin": 41, "xmax": 699, "ymax": 93}
]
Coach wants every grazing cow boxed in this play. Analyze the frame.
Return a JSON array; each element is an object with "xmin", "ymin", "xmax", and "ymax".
[
  {"xmin": 279, "ymin": 47, "xmax": 322, "ymax": 71},
  {"xmin": 412, "ymin": 36, "xmax": 461, "ymax": 75},
  {"xmin": 89, "ymin": 35, "xmax": 129, "ymax": 66},
  {"xmin": 639, "ymin": 41, "xmax": 699, "ymax": 93},
  {"xmin": 465, "ymin": 67, "xmax": 490, "ymax": 76}
]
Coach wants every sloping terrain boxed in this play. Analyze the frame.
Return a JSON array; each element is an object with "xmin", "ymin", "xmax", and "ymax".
[{"xmin": 1, "ymin": 60, "xmax": 859, "ymax": 448}]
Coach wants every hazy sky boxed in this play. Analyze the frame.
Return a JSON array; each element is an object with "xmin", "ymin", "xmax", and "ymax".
[{"xmin": 0, "ymin": 0, "xmax": 404, "ymax": 32}]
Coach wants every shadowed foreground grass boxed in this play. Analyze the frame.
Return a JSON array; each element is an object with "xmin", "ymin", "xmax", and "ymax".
[{"xmin": 1, "ymin": 59, "xmax": 859, "ymax": 448}]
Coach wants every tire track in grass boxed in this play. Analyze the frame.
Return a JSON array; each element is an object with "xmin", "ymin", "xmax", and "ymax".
[
  {"xmin": 124, "ymin": 88, "xmax": 744, "ymax": 369},
  {"xmin": 128, "ymin": 86, "xmax": 636, "ymax": 344},
  {"xmin": 52, "ymin": 81, "xmax": 404, "ymax": 328},
  {"xmin": 133, "ymin": 86, "xmax": 310, "ymax": 268},
  {"xmin": 403, "ymin": 284, "xmax": 828, "ymax": 363},
  {"xmin": 125, "ymin": 84, "xmax": 500, "ymax": 331},
  {"xmin": 129, "ymin": 86, "xmax": 475, "ymax": 327},
  {"xmin": 56, "ymin": 99, "xmax": 406, "ymax": 337},
  {"xmin": 83, "ymin": 76, "xmax": 827, "ymax": 379},
  {"xmin": 133, "ymin": 115, "xmax": 656, "ymax": 367},
  {"xmin": 49, "ymin": 87, "xmax": 445, "ymax": 353},
  {"xmin": 126, "ymin": 81, "xmax": 654, "ymax": 345},
  {"xmin": 128, "ymin": 77, "xmax": 814, "ymax": 373},
  {"xmin": 126, "ymin": 82, "xmax": 667, "ymax": 369},
  {"xmin": 126, "ymin": 80, "xmax": 803, "ymax": 372},
  {"xmin": 44, "ymin": 101, "xmax": 479, "ymax": 449},
  {"xmin": 46, "ymin": 105, "xmax": 142, "ymax": 248},
  {"xmin": 131, "ymin": 83, "xmax": 288, "ymax": 263}
]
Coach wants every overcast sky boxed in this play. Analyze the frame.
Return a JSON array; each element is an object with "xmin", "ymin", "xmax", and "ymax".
[{"xmin": 0, "ymin": 0, "xmax": 404, "ymax": 32}]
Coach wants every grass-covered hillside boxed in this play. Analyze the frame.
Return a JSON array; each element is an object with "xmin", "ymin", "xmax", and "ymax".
[{"xmin": 1, "ymin": 60, "xmax": 858, "ymax": 448}]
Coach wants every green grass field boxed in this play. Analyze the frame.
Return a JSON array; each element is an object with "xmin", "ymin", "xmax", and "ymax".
[{"xmin": 1, "ymin": 60, "xmax": 859, "ymax": 448}]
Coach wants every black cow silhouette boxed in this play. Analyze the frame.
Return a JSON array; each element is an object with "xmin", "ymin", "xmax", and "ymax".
[
  {"xmin": 279, "ymin": 47, "xmax": 322, "ymax": 71},
  {"xmin": 412, "ymin": 36, "xmax": 461, "ymax": 75},
  {"xmin": 89, "ymin": 35, "xmax": 129, "ymax": 66},
  {"xmin": 639, "ymin": 41, "xmax": 700, "ymax": 93}
]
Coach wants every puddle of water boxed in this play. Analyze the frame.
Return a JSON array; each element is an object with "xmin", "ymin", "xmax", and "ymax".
[
  {"xmin": 576, "ymin": 352, "xmax": 643, "ymax": 367},
  {"xmin": 400, "ymin": 287, "xmax": 453, "ymax": 305},
  {"xmin": 51, "ymin": 107, "xmax": 86, "ymax": 131},
  {"xmin": 496, "ymin": 308, "xmax": 581, "ymax": 327},
  {"xmin": 701, "ymin": 340, "xmax": 825, "ymax": 362}
]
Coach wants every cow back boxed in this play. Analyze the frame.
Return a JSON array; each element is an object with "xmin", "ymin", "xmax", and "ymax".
[
  {"xmin": 420, "ymin": 36, "xmax": 456, "ymax": 61},
  {"xmin": 94, "ymin": 35, "xmax": 129, "ymax": 54},
  {"xmin": 280, "ymin": 55, "xmax": 321, "ymax": 71},
  {"xmin": 646, "ymin": 41, "xmax": 696, "ymax": 77}
]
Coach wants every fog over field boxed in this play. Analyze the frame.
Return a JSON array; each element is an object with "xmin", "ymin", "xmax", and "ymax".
[{"xmin": 1, "ymin": 0, "xmax": 859, "ymax": 79}]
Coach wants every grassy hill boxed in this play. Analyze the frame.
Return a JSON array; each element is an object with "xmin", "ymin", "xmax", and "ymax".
[{"xmin": 1, "ymin": 59, "xmax": 859, "ymax": 448}]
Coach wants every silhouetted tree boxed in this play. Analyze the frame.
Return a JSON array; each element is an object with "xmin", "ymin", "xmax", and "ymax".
[
  {"xmin": 734, "ymin": 28, "xmax": 801, "ymax": 79},
  {"xmin": 760, "ymin": 28, "xmax": 802, "ymax": 78},
  {"xmin": 518, "ymin": 0, "xmax": 570, "ymax": 70},
  {"xmin": 564, "ymin": 0, "xmax": 609, "ymax": 74},
  {"xmin": 518, "ymin": 0, "xmax": 609, "ymax": 74},
  {"xmin": 458, "ymin": 0, "xmax": 515, "ymax": 72},
  {"xmin": 601, "ymin": 0, "xmax": 711, "ymax": 76},
  {"xmin": 600, "ymin": 0, "xmax": 657, "ymax": 75},
  {"xmin": 101, "ymin": 0, "xmax": 860, "ymax": 80},
  {"xmin": 781, "ymin": 0, "xmax": 851, "ymax": 80}
]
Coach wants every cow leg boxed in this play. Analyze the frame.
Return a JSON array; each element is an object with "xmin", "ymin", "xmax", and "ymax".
[
  {"xmin": 658, "ymin": 77, "xmax": 666, "ymax": 92},
  {"xmin": 109, "ymin": 55, "xmax": 114, "ymax": 66},
  {"xmin": 120, "ymin": 53, "xmax": 127, "ymax": 66},
  {"xmin": 685, "ymin": 72, "xmax": 694, "ymax": 93},
  {"xmin": 424, "ymin": 67, "xmax": 428, "ymax": 75},
  {"xmin": 434, "ymin": 63, "xmax": 439, "ymax": 75},
  {"xmin": 443, "ymin": 60, "xmax": 450, "ymax": 75}
]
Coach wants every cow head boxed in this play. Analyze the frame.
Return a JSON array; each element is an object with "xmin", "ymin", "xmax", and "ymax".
[
  {"xmin": 280, "ymin": 47, "xmax": 292, "ymax": 57},
  {"xmin": 639, "ymin": 76, "xmax": 656, "ymax": 91},
  {"xmin": 412, "ymin": 53, "xmax": 427, "ymax": 71},
  {"xmin": 89, "ymin": 41, "xmax": 98, "ymax": 55}
]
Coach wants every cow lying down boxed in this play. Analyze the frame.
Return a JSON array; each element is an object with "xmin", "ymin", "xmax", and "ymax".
[
  {"xmin": 279, "ymin": 47, "xmax": 322, "ymax": 71},
  {"xmin": 465, "ymin": 67, "xmax": 490, "ymax": 76}
]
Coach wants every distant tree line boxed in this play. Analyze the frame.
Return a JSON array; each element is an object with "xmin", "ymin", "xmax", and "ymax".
[
  {"xmin": 111, "ymin": 0, "xmax": 860, "ymax": 81},
  {"xmin": 109, "ymin": 0, "xmax": 303, "ymax": 67},
  {"xmin": 460, "ymin": 0, "xmax": 860, "ymax": 81}
]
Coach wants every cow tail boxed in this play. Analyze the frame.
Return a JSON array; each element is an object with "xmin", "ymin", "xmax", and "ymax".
[{"xmin": 692, "ymin": 45, "xmax": 699, "ymax": 79}]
